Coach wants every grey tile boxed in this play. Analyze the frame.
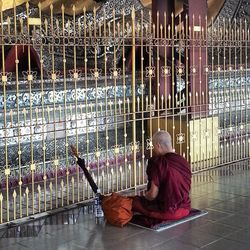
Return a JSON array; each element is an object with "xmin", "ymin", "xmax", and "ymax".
[
  {"xmin": 191, "ymin": 197, "xmax": 221, "ymax": 209},
  {"xmin": 219, "ymin": 200, "xmax": 247, "ymax": 209},
  {"xmin": 19, "ymin": 237, "xmax": 75, "ymax": 250},
  {"xmin": 201, "ymin": 238, "xmax": 250, "ymax": 250},
  {"xmin": 4, "ymin": 242, "xmax": 31, "ymax": 250},
  {"xmin": 152, "ymin": 238, "xmax": 200, "ymax": 250},
  {"xmin": 218, "ymin": 214, "xmax": 250, "ymax": 229},
  {"xmin": 205, "ymin": 191, "xmax": 238, "ymax": 201},
  {"xmin": 73, "ymin": 227, "xmax": 169, "ymax": 250},
  {"xmin": 178, "ymin": 229, "xmax": 222, "ymax": 247},
  {"xmin": 213, "ymin": 186, "xmax": 250, "ymax": 197},
  {"xmin": 197, "ymin": 221, "xmax": 237, "ymax": 237},
  {"xmin": 110, "ymin": 238, "xmax": 160, "ymax": 250},
  {"xmin": 209, "ymin": 202, "xmax": 245, "ymax": 213},
  {"xmin": 0, "ymin": 237, "xmax": 24, "ymax": 248},
  {"xmin": 19, "ymin": 224, "xmax": 86, "ymax": 249},
  {"xmin": 57, "ymin": 241, "xmax": 87, "ymax": 250},
  {"xmin": 45, "ymin": 211, "xmax": 80, "ymax": 225},
  {"xmin": 204, "ymin": 208, "xmax": 233, "ymax": 222},
  {"xmin": 224, "ymin": 228, "xmax": 250, "ymax": 244},
  {"xmin": 37, "ymin": 224, "xmax": 66, "ymax": 236},
  {"xmin": 240, "ymin": 208, "xmax": 250, "ymax": 217},
  {"xmin": 228, "ymin": 196, "xmax": 250, "ymax": 205},
  {"xmin": 0, "ymin": 229, "xmax": 6, "ymax": 237},
  {"xmin": 1, "ymin": 225, "xmax": 43, "ymax": 238},
  {"xmin": 1, "ymin": 166, "xmax": 250, "ymax": 250}
]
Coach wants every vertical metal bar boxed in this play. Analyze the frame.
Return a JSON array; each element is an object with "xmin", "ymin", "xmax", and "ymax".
[
  {"xmin": 13, "ymin": 0, "xmax": 23, "ymax": 219},
  {"xmin": 156, "ymin": 11, "xmax": 160, "ymax": 128},
  {"xmin": 204, "ymin": 16, "xmax": 208, "ymax": 169},
  {"xmin": 223, "ymin": 19, "xmax": 227, "ymax": 163},
  {"xmin": 83, "ymin": 8, "xmax": 90, "ymax": 200},
  {"xmin": 185, "ymin": 14, "xmax": 189, "ymax": 163},
  {"xmin": 171, "ymin": 13, "xmax": 175, "ymax": 151},
  {"xmin": 178, "ymin": 14, "xmax": 182, "ymax": 156},
  {"xmin": 164, "ymin": 12, "xmax": 168, "ymax": 133},
  {"xmin": 111, "ymin": 9, "xmax": 119, "ymax": 191},
  {"xmin": 121, "ymin": 10, "xmax": 128, "ymax": 189},
  {"xmin": 61, "ymin": 5, "xmax": 69, "ymax": 205},
  {"xmin": 148, "ymin": 10, "xmax": 153, "ymax": 157},
  {"xmin": 198, "ymin": 16, "xmax": 202, "ymax": 168},
  {"xmin": 211, "ymin": 17, "xmax": 215, "ymax": 166},
  {"xmin": 239, "ymin": 19, "xmax": 243, "ymax": 160},
  {"xmin": 140, "ymin": 10, "xmax": 145, "ymax": 184},
  {"xmin": 49, "ymin": 4, "xmax": 56, "ymax": 211},
  {"xmin": 0, "ymin": 0, "xmax": 10, "ymax": 222},
  {"xmin": 103, "ymin": 9, "xmax": 109, "ymax": 194},
  {"xmin": 25, "ymin": 187, "xmax": 29, "ymax": 217},
  {"xmin": 131, "ymin": 7, "xmax": 137, "ymax": 188},
  {"xmin": 234, "ymin": 18, "xmax": 237, "ymax": 162},
  {"xmin": 92, "ymin": 7, "xmax": 100, "ymax": 190},
  {"xmin": 228, "ymin": 19, "xmax": 232, "ymax": 162},
  {"xmin": 37, "ymin": 185, "xmax": 41, "ymax": 213},
  {"xmin": 25, "ymin": 2, "xmax": 35, "ymax": 215},
  {"xmin": 191, "ymin": 15, "xmax": 196, "ymax": 169},
  {"xmin": 217, "ymin": 22, "xmax": 222, "ymax": 168},
  {"xmin": 72, "ymin": 6, "xmax": 80, "ymax": 203},
  {"xmin": 245, "ymin": 21, "xmax": 248, "ymax": 158},
  {"xmin": 37, "ymin": 3, "xmax": 47, "ymax": 212}
]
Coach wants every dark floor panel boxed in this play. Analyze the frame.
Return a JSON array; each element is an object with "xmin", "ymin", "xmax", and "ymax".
[
  {"xmin": 1, "ymin": 225, "xmax": 43, "ymax": 238},
  {"xmin": 45, "ymin": 210, "xmax": 80, "ymax": 225}
]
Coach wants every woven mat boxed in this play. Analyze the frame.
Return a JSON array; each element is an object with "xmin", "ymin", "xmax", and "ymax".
[{"xmin": 129, "ymin": 209, "xmax": 208, "ymax": 232}]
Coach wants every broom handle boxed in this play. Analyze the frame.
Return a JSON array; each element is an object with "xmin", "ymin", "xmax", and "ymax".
[{"xmin": 77, "ymin": 157, "xmax": 99, "ymax": 194}]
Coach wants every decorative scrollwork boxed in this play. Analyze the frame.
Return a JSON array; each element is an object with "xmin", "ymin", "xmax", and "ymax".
[
  {"xmin": 176, "ymin": 65, "xmax": 185, "ymax": 76},
  {"xmin": 90, "ymin": 68, "xmax": 102, "ymax": 79},
  {"xmin": 161, "ymin": 66, "xmax": 171, "ymax": 77},
  {"xmin": 22, "ymin": 71, "xmax": 38, "ymax": 81},
  {"xmin": 109, "ymin": 68, "xmax": 121, "ymax": 79},
  {"xmin": 0, "ymin": 72, "xmax": 12, "ymax": 84},
  {"xmin": 145, "ymin": 66, "xmax": 155, "ymax": 78},
  {"xmin": 146, "ymin": 138, "xmax": 153, "ymax": 150},
  {"xmin": 128, "ymin": 141, "xmax": 140, "ymax": 153},
  {"xmin": 176, "ymin": 133, "xmax": 185, "ymax": 144}
]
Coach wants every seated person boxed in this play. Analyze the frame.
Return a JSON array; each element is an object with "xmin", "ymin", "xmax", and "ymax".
[{"xmin": 132, "ymin": 130, "xmax": 191, "ymax": 220}]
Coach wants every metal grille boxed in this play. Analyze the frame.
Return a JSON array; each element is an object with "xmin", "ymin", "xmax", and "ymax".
[{"xmin": 0, "ymin": 3, "xmax": 249, "ymax": 224}]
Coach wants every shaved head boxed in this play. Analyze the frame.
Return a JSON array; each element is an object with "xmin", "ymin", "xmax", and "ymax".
[{"xmin": 152, "ymin": 130, "xmax": 173, "ymax": 154}]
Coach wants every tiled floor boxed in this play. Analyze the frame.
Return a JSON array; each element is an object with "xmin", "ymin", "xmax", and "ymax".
[{"xmin": 1, "ymin": 164, "xmax": 250, "ymax": 250}]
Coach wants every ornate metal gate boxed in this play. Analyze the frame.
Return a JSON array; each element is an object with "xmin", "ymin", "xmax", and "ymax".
[{"xmin": 0, "ymin": 1, "xmax": 249, "ymax": 225}]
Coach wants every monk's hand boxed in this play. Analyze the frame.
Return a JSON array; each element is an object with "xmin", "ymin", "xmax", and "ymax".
[{"xmin": 70, "ymin": 145, "xmax": 79, "ymax": 158}]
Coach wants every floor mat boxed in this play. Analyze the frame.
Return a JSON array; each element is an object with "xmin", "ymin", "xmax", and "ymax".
[{"xmin": 129, "ymin": 208, "xmax": 208, "ymax": 232}]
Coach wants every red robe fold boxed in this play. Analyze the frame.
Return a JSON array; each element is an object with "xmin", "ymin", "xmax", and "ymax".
[{"xmin": 132, "ymin": 152, "xmax": 191, "ymax": 220}]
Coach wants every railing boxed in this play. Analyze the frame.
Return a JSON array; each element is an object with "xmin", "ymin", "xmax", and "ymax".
[{"xmin": 0, "ymin": 2, "xmax": 249, "ymax": 225}]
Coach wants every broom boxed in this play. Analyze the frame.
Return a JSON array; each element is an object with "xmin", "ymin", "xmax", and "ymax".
[{"xmin": 70, "ymin": 145, "xmax": 99, "ymax": 194}]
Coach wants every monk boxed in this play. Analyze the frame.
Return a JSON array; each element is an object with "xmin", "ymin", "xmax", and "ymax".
[{"xmin": 132, "ymin": 130, "xmax": 192, "ymax": 220}]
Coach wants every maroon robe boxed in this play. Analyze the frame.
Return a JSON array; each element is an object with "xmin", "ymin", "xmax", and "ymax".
[{"xmin": 132, "ymin": 152, "xmax": 191, "ymax": 220}]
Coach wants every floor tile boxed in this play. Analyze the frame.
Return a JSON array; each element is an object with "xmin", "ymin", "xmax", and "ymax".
[
  {"xmin": 1, "ymin": 225, "xmax": 43, "ymax": 238},
  {"xmin": 204, "ymin": 208, "xmax": 233, "ymax": 222},
  {"xmin": 152, "ymin": 238, "xmax": 200, "ymax": 250},
  {"xmin": 217, "ymin": 214, "xmax": 250, "ymax": 229},
  {"xmin": 201, "ymin": 238, "xmax": 250, "ymax": 250},
  {"xmin": 178, "ymin": 228, "xmax": 222, "ymax": 247},
  {"xmin": 0, "ymin": 166, "xmax": 250, "ymax": 250},
  {"xmin": 224, "ymin": 228, "xmax": 250, "ymax": 244}
]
